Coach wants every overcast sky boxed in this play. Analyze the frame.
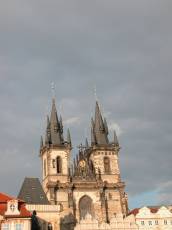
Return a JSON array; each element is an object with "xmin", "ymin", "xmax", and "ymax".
[{"xmin": 0, "ymin": 0, "xmax": 172, "ymax": 209}]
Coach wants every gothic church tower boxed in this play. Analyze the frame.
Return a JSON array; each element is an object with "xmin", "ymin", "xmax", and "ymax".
[
  {"xmin": 40, "ymin": 98, "xmax": 72, "ymax": 207},
  {"xmin": 89, "ymin": 101, "xmax": 128, "ymax": 218}
]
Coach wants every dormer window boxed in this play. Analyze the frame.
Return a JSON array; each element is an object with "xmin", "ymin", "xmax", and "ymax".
[
  {"xmin": 5, "ymin": 200, "xmax": 20, "ymax": 216},
  {"xmin": 10, "ymin": 203, "xmax": 15, "ymax": 212}
]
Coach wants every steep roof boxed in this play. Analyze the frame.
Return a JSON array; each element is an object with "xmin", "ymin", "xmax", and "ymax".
[{"xmin": 18, "ymin": 178, "xmax": 49, "ymax": 205}]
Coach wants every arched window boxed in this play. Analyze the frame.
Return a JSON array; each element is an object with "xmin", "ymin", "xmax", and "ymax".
[
  {"xmin": 56, "ymin": 156, "xmax": 62, "ymax": 173},
  {"xmin": 44, "ymin": 159, "xmax": 46, "ymax": 177},
  {"xmin": 79, "ymin": 195, "xmax": 94, "ymax": 220},
  {"xmin": 104, "ymin": 157, "xmax": 110, "ymax": 173}
]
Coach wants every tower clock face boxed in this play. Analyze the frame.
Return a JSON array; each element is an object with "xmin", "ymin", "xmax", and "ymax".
[{"xmin": 79, "ymin": 160, "xmax": 86, "ymax": 168}]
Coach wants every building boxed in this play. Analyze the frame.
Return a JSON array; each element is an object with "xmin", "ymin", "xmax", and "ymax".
[
  {"xmin": 18, "ymin": 177, "xmax": 60, "ymax": 229},
  {"xmin": 130, "ymin": 206, "xmax": 172, "ymax": 230},
  {"xmin": 0, "ymin": 192, "xmax": 31, "ymax": 230},
  {"xmin": 16, "ymin": 97, "xmax": 172, "ymax": 230},
  {"xmin": 38, "ymin": 98, "xmax": 128, "ymax": 229}
]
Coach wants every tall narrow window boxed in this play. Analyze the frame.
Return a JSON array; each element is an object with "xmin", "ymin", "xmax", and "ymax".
[
  {"xmin": 44, "ymin": 159, "xmax": 46, "ymax": 177},
  {"xmin": 104, "ymin": 157, "xmax": 110, "ymax": 173},
  {"xmin": 56, "ymin": 156, "xmax": 62, "ymax": 173}
]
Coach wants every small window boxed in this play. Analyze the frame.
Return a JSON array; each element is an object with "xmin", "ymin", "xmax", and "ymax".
[
  {"xmin": 56, "ymin": 156, "xmax": 62, "ymax": 173},
  {"xmin": 155, "ymin": 220, "xmax": 158, "ymax": 225},
  {"xmin": 15, "ymin": 223, "xmax": 23, "ymax": 230},
  {"xmin": 141, "ymin": 221, "xmax": 144, "ymax": 225},
  {"xmin": 2, "ymin": 224, "xmax": 10, "ymax": 230},
  {"xmin": 164, "ymin": 220, "xmax": 167, "ymax": 225},
  {"xmin": 148, "ymin": 221, "xmax": 152, "ymax": 225}
]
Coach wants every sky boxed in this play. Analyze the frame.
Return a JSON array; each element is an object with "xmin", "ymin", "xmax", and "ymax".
[{"xmin": 0, "ymin": 0, "xmax": 172, "ymax": 209}]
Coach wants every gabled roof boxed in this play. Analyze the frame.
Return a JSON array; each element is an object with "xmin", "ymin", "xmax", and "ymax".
[
  {"xmin": 0, "ymin": 192, "xmax": 31, "ymax": 218},
  {"xmin": 0, "ymin": 193, "xmax": 16, "ymax": 203},
  {"xmin": 18, "ymin": 177, "xmax": 49, "ymax": 205}
]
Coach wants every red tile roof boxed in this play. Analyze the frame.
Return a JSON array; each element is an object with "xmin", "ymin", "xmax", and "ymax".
[
  {"xmin": 129, "ymin": 208, "xmax": 140, "ymax": 216},
  {"xmin": 129, "ymin": 207, "xmax": 159, "ymax": 216},
  {"xmin": 0, "ymin": 192, "xmax": 31, "ymax": 218}
]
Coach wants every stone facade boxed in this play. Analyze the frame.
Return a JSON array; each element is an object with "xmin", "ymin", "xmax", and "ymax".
[
  {"xmin": 74, "ymin": 213, "xmax": 138, "ymax": 230},
  {"xmin": 39, "ymin": 99, "xmax": 128, "ymax": 229}
]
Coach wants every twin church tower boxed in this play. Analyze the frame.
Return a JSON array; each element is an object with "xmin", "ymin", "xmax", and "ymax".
[{"xmin": 39, "ymin": 98, "xmax": 128, "ymax": 222}]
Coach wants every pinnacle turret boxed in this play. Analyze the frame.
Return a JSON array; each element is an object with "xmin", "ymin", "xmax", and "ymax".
[
  {"xmin": 42, "ymin": 98, "xmax": 70, "ymax": 148},
  {"xmin": 104, "ymin": 118, "xmax": 109, "ymax": 135},
  {"xmin": 113, "ymin": 130, "xmax": 119, "ymax": 146},
  {"xmin": 45, "ymin": 116, "xmax": 51, "ymax": 145},
  {"xmin": 85, "ymin": 138, "xmax": 89, "ymax": 148},
  {"xmin": 50, "ymin": 98, "xmax": 62, "ymax": 145},
  {"xmin": 91, "ymin": 118, "xmax": 96, "ymax": 145},
  {"xmin": 67, "ymin": 128, "xmax": 72, "ymax": 147}
]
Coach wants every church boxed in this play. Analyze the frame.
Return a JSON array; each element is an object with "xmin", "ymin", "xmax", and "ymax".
[{"xmin": 40, "ymin": 97, "xmax": 128, "ymax": 225}]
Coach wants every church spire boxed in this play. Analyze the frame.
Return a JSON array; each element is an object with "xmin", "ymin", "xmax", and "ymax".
[
  {"xmin": 50, "ymin": 98, "xmax": 63, "ymax": 145},
  {"xmin": 93, "ymin": 101, "xmax": 109, "ymax": 145}
]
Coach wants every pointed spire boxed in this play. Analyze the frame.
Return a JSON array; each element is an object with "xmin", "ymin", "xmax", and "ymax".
[
  {"xmin": 93, "ymin": 101, "xmax": 109, "ymax": 145},
  {"xmin": 45, "ymin": 115, "xmax": 51, "ymax": 145},
  {"xmin": 50, "ymin": 98, "xmax": 63, "ymax": 145},
  {"xmin": 50, "ymin": 98, "xmax": 59, "ymax": 131},
  {"xmin": 67, "ymin": 128, "xmax": 72, "ymax": 146},
  {"xmin": 113, "ymin": 130, "xmax": 119, "ymax": 146},
  {"xmin": 95, "ymin": 101, "xmax": 104, "ymax": 132}
]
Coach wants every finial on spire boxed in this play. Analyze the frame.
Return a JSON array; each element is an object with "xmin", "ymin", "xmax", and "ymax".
[
  {"xmin": 51, "ymin": 82, "xmax": 56, "ymax": 99},
  {"xmin": 94, "ymin": 85, "xmax": 98, "ymax": 101}
]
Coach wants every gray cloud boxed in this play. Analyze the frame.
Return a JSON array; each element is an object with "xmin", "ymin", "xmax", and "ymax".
[{"xmin": 0, "ymin": 0, "xmax": 172, "ymax": 207}]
